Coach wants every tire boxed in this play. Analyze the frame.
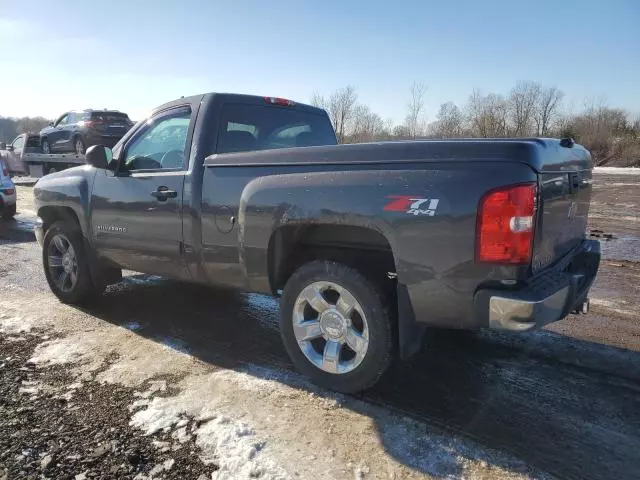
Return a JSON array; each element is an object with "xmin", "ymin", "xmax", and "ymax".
[
  {"xmin": 2, "ymin": 203, "xmax": 16, "ymax": 219},
  {"xmin": 42, "ymin": 221, "xmax": 104, "ymax": 304},
  {"xmin": 45, "ymin": 164, "xmax": 58, "ymax": 175},
  {"xmin": 280, "ymin": 261, "xmax": 395, "ymax": 393},
  {"xmin": 41, "ymin": 138, "xmax": 50, "ymax": 154},
  {"xmin": 74, "ymin": 137, "xmax": 85, "ymax": 155}
]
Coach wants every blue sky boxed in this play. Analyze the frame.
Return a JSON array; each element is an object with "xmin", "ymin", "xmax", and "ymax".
[{"xmin": 1, "ymin": 0, "xmax": 638, "ymax": 123}]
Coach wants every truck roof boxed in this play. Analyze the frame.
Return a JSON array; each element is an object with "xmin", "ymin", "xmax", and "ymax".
[{"xmin": 152, "ymin": 93, "xmax": 327, "ymax": 117}]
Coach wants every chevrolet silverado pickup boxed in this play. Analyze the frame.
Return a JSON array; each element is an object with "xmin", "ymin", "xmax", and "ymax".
[{"xmin": 33, "ymin": 93, "xmax": 600, "ymax": 392}]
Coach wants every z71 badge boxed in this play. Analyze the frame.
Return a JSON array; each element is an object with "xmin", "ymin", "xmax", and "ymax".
[{"xmin": 384, "ymin": 196, "xmax": 440, "ymax": 216}]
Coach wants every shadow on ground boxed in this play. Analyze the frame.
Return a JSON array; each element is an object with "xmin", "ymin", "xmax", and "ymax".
[
  {"xmin": 73, "ymin": 274, "xmax": 640, "ymax": 480},
  {"xmin": 0, "ymin": 216, "xmax": 36, "ymax": 244}
]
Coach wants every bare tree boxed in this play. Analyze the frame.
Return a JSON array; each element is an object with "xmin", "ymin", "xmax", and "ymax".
[
  {"xmin": 508, "ymin": 81, "xmax": 541, "ymax": 136},
  {"xmin": 430, "ymin": 102, "xmax": 464, "ymax": 138},
  {"xmin": 405, "ymin": 82, "xmax": 427, "ymax": 139},
  {"xmin": 534, "ymin": 86, "xmax": 563, "ymax": 136},
  {"xmin": 310, "ymin": 92, "xmax": 326, "ymax": 109},
  {"xmin": 349, "ymin": 105, "xmax": 386, "ymax": 143},
  {"xmin": 467, "ymin": 90, "xmax": 509, "ymax": 137},
  {"xmin": 326, "ymin": 86, "xmax": 358, "ymax": 143}
]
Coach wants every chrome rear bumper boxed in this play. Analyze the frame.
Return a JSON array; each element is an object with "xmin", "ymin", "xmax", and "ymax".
[{"xmin": 475, "ymin": 240, "xmax": 600, "ymax": 331}]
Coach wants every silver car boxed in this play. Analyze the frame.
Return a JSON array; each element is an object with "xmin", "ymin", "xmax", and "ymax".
[{"xmin": 0, "ymin": 158, "xmax": 17, "ymax": 219}]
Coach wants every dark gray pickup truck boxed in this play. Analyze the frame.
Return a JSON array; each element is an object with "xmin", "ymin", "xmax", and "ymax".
[{"xmin": 33, "ymin": 93, "xmax": 600, "ymax": 392}]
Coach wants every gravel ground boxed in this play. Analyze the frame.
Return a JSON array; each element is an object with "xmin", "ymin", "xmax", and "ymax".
[
  {"xmin": 1, "ymin": 170, "xmax": 639, "ymax": 480},
  {"xmin": 0, "ymin": 333, "xmax": 214, "ymax": 480}
]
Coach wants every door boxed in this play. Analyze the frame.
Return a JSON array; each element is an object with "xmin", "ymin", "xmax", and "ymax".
[
  {"xmin": 49, "ymin": 113, "xmax": 69, "ymax": 151},
  {"xmin": 60, "ymin": 112, "xmax": 80, "ymax": 151},
  {"xmin": 90, "ymin": 107, "xmax": 192, "ymax": 278}
]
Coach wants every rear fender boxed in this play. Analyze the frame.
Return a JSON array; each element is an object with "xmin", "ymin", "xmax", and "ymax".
[{"xmin": 237, "ymin": 171, "xmax": 398, "ymax": 292}]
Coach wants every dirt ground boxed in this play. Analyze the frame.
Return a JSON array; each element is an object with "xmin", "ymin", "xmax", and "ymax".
[{"xmin": 0, "ymin": 170, "xmax": 639, "ymax": 480}]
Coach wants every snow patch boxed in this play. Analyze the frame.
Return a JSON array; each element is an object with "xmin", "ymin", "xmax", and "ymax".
[
  {"xmin": 0, "ymin": 315, "xmax": 32, "ymax": 334},
  {"xmin": 128, "ymin": 373, "xmax": 290, "ymax": 479},
  {"xmin": 28, "ymin": 338, "xmax": 86, "ymax": 366},
  {"xmin": 122, "ymin": 321, "xmax": 143, "ymax": 331},
  {"xmin": 18, "ymin": 380, "xmax": 40, "ymax": 395},
  {"xmin": 160, "ymin": 336, "xmax": 191, "ymax": 355}
]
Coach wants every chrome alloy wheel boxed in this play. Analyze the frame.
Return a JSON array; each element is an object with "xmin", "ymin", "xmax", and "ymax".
[
  {"xmin": 293, "ymin": 281, "xmax": 369, "ymax": 374},
  {"xmin": 47, "ymin": 234, "xmax": 78, "ymax": 293}
]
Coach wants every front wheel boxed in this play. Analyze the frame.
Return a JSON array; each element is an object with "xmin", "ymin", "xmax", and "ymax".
[
  {"xmin": 42, "ymin": 221, "xmax": 104, "ymax": 304},
  {"xmin": 280, "ymin": 261, "xmax": 395, "ymax": 393},
  {"xmin": 74, "ymin": 137, "xmax": 85, "ymax": 155}
]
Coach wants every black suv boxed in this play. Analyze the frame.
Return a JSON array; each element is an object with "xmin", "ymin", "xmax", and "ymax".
[{"xmin": 39, "ymin": 110, "xmax": 133, "ymax": 155}]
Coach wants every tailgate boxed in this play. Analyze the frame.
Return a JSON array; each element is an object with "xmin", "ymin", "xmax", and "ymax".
[{"xmin": 532, "ymin": 157, "xmax": 592, "ymax": 273}]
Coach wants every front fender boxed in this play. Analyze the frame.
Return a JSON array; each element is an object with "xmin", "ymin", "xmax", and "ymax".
[{"xmin": 33, "ymin": 166, "xmax": 97, "ymax": 237}]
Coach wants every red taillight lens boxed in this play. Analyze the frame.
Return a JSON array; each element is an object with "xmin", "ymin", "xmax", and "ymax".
[
  {"xmin": 2, "ymin": 188, "xmax": 15, "ymax": 195},
  {"xmin": 2, "ymin": 167, "xmax": 7, "ymax": 176},
  {"xmin": 476, "ymin": 183, "xmax": 536, "ymax": 264}
]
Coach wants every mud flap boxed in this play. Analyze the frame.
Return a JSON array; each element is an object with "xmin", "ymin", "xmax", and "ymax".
[{"xmin": 397, "ymin": 283, "xmax": 426, "ymax": 359}]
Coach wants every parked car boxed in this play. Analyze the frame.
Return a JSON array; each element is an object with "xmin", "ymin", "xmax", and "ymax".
[
  {"xmin": 0, "ymin": 157, "xmax": 17, "ymax": 219},
  {"xmin": 33, "ymin": 93, "xmax": 600, "ymax": 393},
  {"xmin": 39, "ymin": 110, "xmax": 133, "ymax": 155},
  {"xmin": 0, "ymin": 133, "xmax": 42, "ymax": 174}
]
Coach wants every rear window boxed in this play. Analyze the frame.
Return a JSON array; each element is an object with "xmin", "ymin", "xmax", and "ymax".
[
  {"xmin": 90, "ymin": 112, "xmax": 131, "ymax": 123},
  {"xmin": 216, "ymin": 104, "xmax": 336, "ymax": 154}
]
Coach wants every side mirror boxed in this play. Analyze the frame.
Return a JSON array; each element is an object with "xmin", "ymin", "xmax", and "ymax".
[
  {"xmin": 49, "ymin": 122, "xmax": 54, "ymax": 127},
  {"xmin": 85, "ymin": 145, "xmax": 112, "ymax": 169},
  {"xmin": 6, "ymin": 145, "xmax": 14, "ymax": 152}
]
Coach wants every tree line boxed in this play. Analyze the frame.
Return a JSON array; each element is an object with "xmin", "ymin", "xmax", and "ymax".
[
  {"xmin": 0, "ymin": 116, "xmax": 50, "ymax": 144},
  {"xmin": 2, "ymin": 81, "xmax": 638, "ymax": 166},
  {"xmin": 312, "ymin": 81, "xmax": 640, "ymax": 166}
]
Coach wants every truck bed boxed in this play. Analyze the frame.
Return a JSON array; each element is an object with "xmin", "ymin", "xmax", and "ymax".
[{"xmin": 22, "ymin": 152, "xmax": 86, "ymax": 177}]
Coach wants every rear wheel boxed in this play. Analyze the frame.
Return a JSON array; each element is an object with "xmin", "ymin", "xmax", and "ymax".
[
  {"xmin": 42, "ymin": 221, "xmax": 104, "ymax": 304},
  {"xmin": 44, "ymin": 164, "xmax": 58, "ymax": 175},
  {"xmin": 74, "ymin": 137, "xmax": 85, "ymax": 155},
  {"xmin": 41, "ymin": 138, "xmax": 50, "ymax": 154},
  {"xmin": 280, "ymin": 261, "xmax": 395, "ymax": 393}
]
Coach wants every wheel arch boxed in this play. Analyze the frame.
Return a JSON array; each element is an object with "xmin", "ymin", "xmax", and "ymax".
[
  {"xmin": 38, "ymin": 205, "xmax": 82, "ymax": 233},
  {"xmin": 267, "ymin": 223, "xmax": 424, "ymax": 359}
]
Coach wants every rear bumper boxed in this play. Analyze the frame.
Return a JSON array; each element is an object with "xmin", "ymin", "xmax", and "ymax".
[{"xmin": 474, "ymin": 240, "xmax": 600, "ymax": 331}]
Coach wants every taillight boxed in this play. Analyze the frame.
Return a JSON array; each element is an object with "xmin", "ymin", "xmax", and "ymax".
[
  {"xmin": 2, "ymin": 188, "xmax": 15, "ymax": 195},
  {"xmin": 476, "ymin": 183, "xmax": 537, "ymax": 264},
  {"xmin": 264, "ymin": 96, "xmax": 295, "ymax": 106},
  {"xmin": 2, "ymin": 166, "xmax": 7, "ymax": 176}
]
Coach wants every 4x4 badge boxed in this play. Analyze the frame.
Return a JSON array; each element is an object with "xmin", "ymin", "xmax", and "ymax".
[{"xmin": 384, "ymin": 196, "xmax": 440, "ymax": 216}]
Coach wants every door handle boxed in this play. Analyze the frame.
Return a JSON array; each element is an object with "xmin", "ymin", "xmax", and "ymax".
[{"xmin": 151, "ymin": 186, "xmax": 177, "ymax": 201}]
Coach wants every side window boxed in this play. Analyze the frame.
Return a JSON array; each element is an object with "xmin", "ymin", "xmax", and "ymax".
[
  {"xmin": 56, "ymin": 114, "xmax": 69, "ymax": 127},
  {"xmin": 12, "ymin": 136, "xmax": 24, "ymax": 150},
  {"xmin": 123, "ymin": 110, "xmax": 191, "ymax": 171}
]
